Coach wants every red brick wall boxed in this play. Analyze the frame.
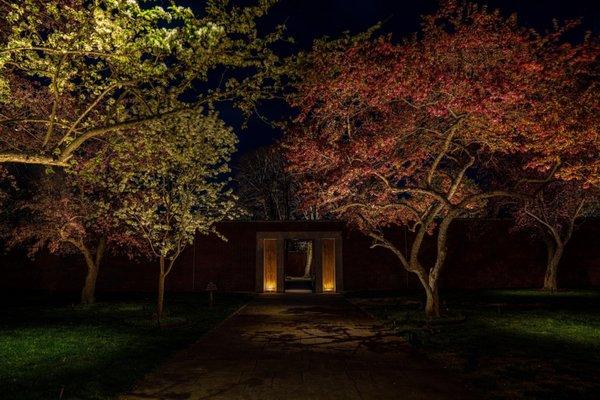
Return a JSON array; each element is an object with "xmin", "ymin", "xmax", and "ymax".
[{"xmin": 1, "ymin": 219, "xmax": 599, "ymax": 294}]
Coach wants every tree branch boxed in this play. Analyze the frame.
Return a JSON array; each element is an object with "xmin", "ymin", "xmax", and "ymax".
[
  {"xmin": 525, "ymin": 208, "xmax": 561, "ymax": 245},
  {"xmin": 368, "ymin": 232, "xmax": 411, "ymax": 271},
  {"xmin": 60, "ymin": 82, "xmax": 130, "ymax": 145},
  {"xmin": 0, "ymin": 152, "xmax": 68, "ymax": 166},
  {"xmin": 447, "ymin": 155, "xmax": 475, "ymax": 201},
  {"xmin": 58, "ymin": 107, "xmax": 193, "ymax": 162}
]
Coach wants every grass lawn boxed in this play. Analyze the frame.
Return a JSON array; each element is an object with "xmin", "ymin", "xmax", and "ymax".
[
  {"xmin": 0, "ymin": 292, "xmax": 251, "ymax": 400},
  {"xmin": 348, "ymin": 289, "xmax": 600, "ymax": 400}
]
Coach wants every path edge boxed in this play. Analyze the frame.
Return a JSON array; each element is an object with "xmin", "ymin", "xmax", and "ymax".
[{"xmin": 119, "ymin": 295, "xmax": 254, "ymax": 399}]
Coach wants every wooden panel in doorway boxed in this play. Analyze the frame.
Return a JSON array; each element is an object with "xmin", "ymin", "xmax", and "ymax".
[
  {"xmin": 322, "ymin": 238, "xmax": 336, "ymax": 292},
  {"xmin": 263, "ymin": 239, "xmax": 278, "ymax": 292}
]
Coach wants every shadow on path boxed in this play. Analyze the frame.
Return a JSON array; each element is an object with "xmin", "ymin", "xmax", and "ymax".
[{"xmin": 121, "ymin": 295, "xmax": 473, "ymax": 400}]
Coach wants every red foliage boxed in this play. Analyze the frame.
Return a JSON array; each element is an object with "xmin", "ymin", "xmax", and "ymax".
[
  {"xmin": 0, "ymin": 74, "xmax": 76, "ymax": 156},
  {"xmin": 0, "ymin": 166, "xmax": 14, "ymax": 207},
  {"xmin": 284, "ymin": 1, "xmax": 599, "ymax": 314},
  {"xmin": 7, "ymin": 169, "xmax": 145, "ymax": 260},
  {"xmin": 286, "ymin": 1, "xmax": 598, "ymax": 230}
]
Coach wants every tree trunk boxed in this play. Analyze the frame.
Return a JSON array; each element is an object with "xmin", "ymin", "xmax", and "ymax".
[
  {"xmin": 543, "ymin": 242, "xmax": 563, "ymax": 292},
  {"xmin": 81, "ymin": 263, "xmax": 99, "ymax": 305},
  {"xmin": 157, "ymin": 256, "xmax": 166, "ymax": 324},
  {"xmin": 303, "ymin": 241, "xmax": 313, "ymax": 277},
  {"xmin": 420, "ymin": 277, "xmax": 441, "ymax": 318},
  {"xmin": 368, "ymin": 204, "xmax": 455, "ymax": 319},
  {"xmin": 78, "ymin": 237, "xmax": 106, "ymax": 305},
  {"xmin": 425, "ymin": 287, "xmax": 440, "ymax": 318},
  {"xmin": 81, "ymin": 263, "xmax": 98, "ymax": 305}
]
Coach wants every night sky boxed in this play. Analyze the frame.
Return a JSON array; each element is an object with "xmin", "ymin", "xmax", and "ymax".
[{"xmin": 187, "ymin": 0, "xmax": 600, "ymax": 161}]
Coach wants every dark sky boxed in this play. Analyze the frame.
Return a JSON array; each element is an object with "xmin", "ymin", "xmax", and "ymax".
[{"xmin": 190, "ymin": 0, "xmax": 600, "ymax": 161}]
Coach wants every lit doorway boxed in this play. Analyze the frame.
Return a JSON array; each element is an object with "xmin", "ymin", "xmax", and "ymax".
[
  {"xmin": 284, "ymin": 239, "xmax": 314, "ymax": 293},
  {"xmin": 256, "ymin": 231, "xmax": 342, "ymax": 293}
]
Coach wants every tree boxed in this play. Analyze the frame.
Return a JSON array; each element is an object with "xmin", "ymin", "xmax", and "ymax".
[
  {"xmin": 0, "ymin": 0, "xmax": 283, "ymax": 168},
  {"xmin": 284, "ymin": 1, "xmax": 596, "ymax": 317},
  {"xmin": 6, "ymin": 169, "xmax": 143, "ymax": 304},
  {"xmin": 235, "ymin": 144, "xmax": 318, "ymax": 277},
  {"xmin": 0, "ymin": 0, "xmax": 284, "ymax": 303},
  {"xmin": 235, "ymin": 145, "xmax": 300, "ymax": 220},
  {"xmin": 508, "ymin": 13, "xmax": 599, "ymax": 291},
  {"xmin": 101, "ymin": 112, "xmax": 237, "ymax": 323},
  {"xmin": 513, "ymin": 178, "xmax": 598, "ymax": 292}
]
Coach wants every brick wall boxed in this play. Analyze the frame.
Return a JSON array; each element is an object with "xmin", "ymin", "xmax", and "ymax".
[{"xmin": 1, "ymin": 219, "xmax": 599, "ymax": 294}]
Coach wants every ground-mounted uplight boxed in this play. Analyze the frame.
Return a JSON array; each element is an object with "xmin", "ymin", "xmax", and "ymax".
[{"xmin": 264, "ymin": 283, "xmax": 277, "ymax": 292}]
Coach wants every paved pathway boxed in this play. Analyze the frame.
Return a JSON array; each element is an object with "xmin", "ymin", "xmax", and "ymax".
[{"xmin": 121, "ymin": 295, "xmax": 472, "ymax": 400}]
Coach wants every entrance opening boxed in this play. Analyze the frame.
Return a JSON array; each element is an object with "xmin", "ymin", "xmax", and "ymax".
[
  {"xmin": 257, "ymin": 230, "xmax": 342, "ymax": 293},
  {"xmin": 284, "ymin": 239, "xmax": 314, "ymax": 293}
]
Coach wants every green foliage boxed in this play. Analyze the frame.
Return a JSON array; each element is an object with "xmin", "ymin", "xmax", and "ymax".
[
  {"xmin": 0, "ymin": 0, "xmax": 284, "ymax": 165},
  {"xmin": 86, "ymin": 111, "xmax": 238, "ymax": 262}
]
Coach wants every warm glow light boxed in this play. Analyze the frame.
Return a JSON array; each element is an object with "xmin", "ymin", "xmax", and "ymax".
[
  {"xmin": 265, "ymin": 282, "xmax": 277, "ymax": 292},
  {"xmin": 322, "ymin": 238, "xmax": 336, "ymax": 293},
  {"xmin": 263, "ymin": 239, "xmax": 278, "ymax": 293}
]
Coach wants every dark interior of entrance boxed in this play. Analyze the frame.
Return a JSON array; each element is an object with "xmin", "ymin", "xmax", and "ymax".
[{"xmin": 284, "ymin": 239, "xmax": 314, "ymax": 292}]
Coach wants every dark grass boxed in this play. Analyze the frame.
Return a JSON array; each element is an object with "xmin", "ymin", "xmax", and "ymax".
[
  {"xmin": 347, "ymin": 289, "xmax": 600, "ymax": 400},
  {"xmin": 0, "ymin": 292, "xmax": 251, "ymax": 400}
]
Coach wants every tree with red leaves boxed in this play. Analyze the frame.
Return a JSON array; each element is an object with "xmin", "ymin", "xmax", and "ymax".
[
  {"xmin": 513, "ymin": 175, "xmax": 599, "ymax": 292},
  {"xmin": 7, "ymin": 169, "xmax": 144, "ymax": 304},
  {"xmin": 509, "ymin": 14, "xmax": 600, "ymax": 291},
  {"xmin": 285, "ymin": 1, "xmax": 598, "ymax": 317}
]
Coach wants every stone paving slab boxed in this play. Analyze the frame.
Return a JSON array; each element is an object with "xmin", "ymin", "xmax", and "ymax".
[{"xmin": 120, "ymin": 294, "xmax": 473, "ymax": 400}]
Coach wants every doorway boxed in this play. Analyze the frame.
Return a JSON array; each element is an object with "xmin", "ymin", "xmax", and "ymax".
[
  {"xmin": 256, "ymin": 231, "xmax": 342, "ymax": 293},
  {"xmin": 284, "ymin": 239, "xmax": 314, "ymax": 293}
]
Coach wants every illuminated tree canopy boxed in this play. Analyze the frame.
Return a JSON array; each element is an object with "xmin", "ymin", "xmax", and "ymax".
[
  {"xmin": 87, "ymin": 112, "xmax": 238, "ymax": 321},
  {"xmin": 0, "ymin": 0, "xmax": 283, "ymax": 167},
  {"xmin": 285, "ymin": 1, "xmax": 599, "ymax": 317}
]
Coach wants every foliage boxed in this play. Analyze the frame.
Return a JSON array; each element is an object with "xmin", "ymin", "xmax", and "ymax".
[
  {"xmin": 284, "ymin": 0, "xmax": 599, "ymax": 316},
  {"xmin": 6, "ymin": 170, "xmax": 142, "ymax": 259},
  {"xmin": 0, "ymin": 0, "xmax": 284, "ymax": 167},
  {"xmin": 98, "ymin": 112, "xmax": 238, "ymax": 265},
  {"xmin": 517, "ymin": 36, "xmax": 599, "ymax": 189}
]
